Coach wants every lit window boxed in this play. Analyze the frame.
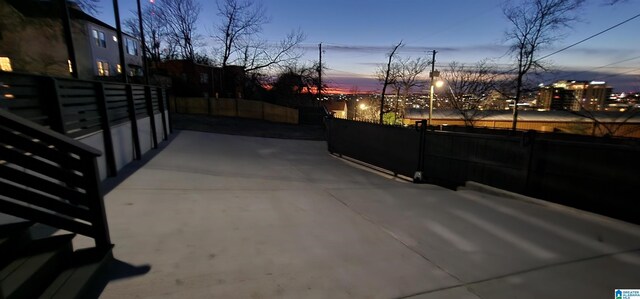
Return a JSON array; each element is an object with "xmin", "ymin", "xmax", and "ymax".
[
  {"xmin": 116, "ymin": 64, "xmax": 122, "ymax": 73},
  {"xmin": 1, "ymin": 57, "xmax": 13, "ymax": 72},
  {"xmin": 126, "ymin": 38, "xmax": 138, "ymax": 56},
  {"xmin": 96, "ymin": 61, "xmax": 110, "ymax": 76},
  {"xmin": 92, "ymin": 29, "xmax": 106, "ymax": 48}
]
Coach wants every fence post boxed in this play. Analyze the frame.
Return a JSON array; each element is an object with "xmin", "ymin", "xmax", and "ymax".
[
  {"xmin": 41, "ymin": 77, "xmax": 65, "ymax": 134},
  {"xmin": 126, "ymin": 84, "xmax": 142, "ymax": 160},
  {"xmin": 145, "ymin": 86, "xmax": 158, "ymax": 149},
  {"xmin": 156, "ymin": 87, "xmax": 169, "ymax": 140},
  {"xmin": 522, "ymin": 130, "xmax": 537, "ymax": 195},
  {"xmin": 95, "ymin": 82, "xmax": 118, "ymax": 177},
  {"xmin": 414, "ymin": 119, "xmax": 427, "ymax": 183}
]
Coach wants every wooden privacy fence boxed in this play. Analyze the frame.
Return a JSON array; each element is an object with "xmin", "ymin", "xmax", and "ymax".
[
  {"xmin": 325, "ymin": 117, "xmax": 640, "ymax": 224},
  {"xmin": 0, "ymin": 71, "xmax": 170, "ymax": 178},
  {"xmin": 171, "ymin": 97, "xmax": 299, "ymax": 124}
]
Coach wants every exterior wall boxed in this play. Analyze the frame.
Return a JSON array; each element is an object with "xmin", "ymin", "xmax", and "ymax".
[
  {"xmin": 0, "ymin": 1, "xmax": 70, "ymax": 77},
  {"xmin": 78, "ymin": 131, "xmax": 108, "ymax": 180}
]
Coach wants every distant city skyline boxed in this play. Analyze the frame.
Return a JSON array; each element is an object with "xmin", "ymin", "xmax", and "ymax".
[{"xmin": 94, "ymin": 0, "xmax": 640, "ymax": 92}]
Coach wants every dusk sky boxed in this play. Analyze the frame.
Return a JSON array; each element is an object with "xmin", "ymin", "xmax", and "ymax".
[{"xmin": 96, "ymin": 0, "xmax": 640, "ymax": 92}]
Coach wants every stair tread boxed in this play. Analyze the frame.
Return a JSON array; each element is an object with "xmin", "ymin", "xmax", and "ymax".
[
  {"xmin": 0, "ymin": 234, "xmax": 74, "ymax": 299},
  {"xmin": 0, "ymin": 221, "xmax": 34, "ymax": 263},
  {"xmin": 0, "ymin": 221, "xmax": 33, "ymax": 238},
  {"xmin": 40, "ymin": 247, "xmax": 113, "ymax": 299}
]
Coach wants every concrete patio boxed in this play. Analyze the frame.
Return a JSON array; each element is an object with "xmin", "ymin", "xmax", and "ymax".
[{"xmin": 98, "ymin": 130, "xmax": 640, "ymax": 298}]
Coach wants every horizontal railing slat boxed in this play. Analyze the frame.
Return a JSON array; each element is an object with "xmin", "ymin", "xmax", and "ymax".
[
  {"xmin": 65, "ymin": 120, "xmax": 103, "ymax": 132},
  {"xmin": 0, "ymin": 127, "xmax": 84, "ymax": 170},
  {"xmin": 0, "ymin": 164, "xmax": 87, "ymax": 205},
  {"xmin": 0, "ymin": 109, "xmax": 101, "ymax": 157},
  {"xmin": 0, "ymin": 146, "xmax": 84, "ymax": 185},
  {"xmin": 0, "ymin": 199, "xmax": 94, "ymax": 237},
  {"xmin": 0, "ymin": 181, "xmax": 91, "ymax": 221}
]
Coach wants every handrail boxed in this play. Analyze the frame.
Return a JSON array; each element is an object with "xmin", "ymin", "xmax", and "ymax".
[
  {"xmin": 0, "ymin": 108, "xmax": 111, "ymax": 248},
  {"xmin": 0, "ymin": 109, "xmax": 101, "ymax": 156}
]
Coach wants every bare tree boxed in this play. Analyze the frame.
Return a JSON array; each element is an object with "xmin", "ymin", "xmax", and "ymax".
[
  {"xmin": 503, "ymin": 0, "xmax": 585, "ymax": 131},
  {"xmin": 215, "ymin": 0, "xmax": 304, "ymax": 71},
  {"xmin": 71, "ymin": 0, "xmax": 101, "ymax": 15},
  {"xmin": 215, "ymin": 0, "xmax": 268, "ymax": 68},
  {"xmin": 240, "ymin": 29, "xmax": 305, "ymax": 72},
  {"xmin": 394, "ymin": 56, "xmax": 430, "ymax": 123},
  {"xmin": 158, "ymin": 0, "xmax": 201, "ymax": 61},
  {"xmin": 440, "ymin": 61, "xmax": 497, "ymax": 127},
  {"xmin": 377, "ymin": 42, "xmax": 403, "ymax": 125},
  {"xmin": 124, "ymin": 5, "xmax": 167, "ymax": 63}
]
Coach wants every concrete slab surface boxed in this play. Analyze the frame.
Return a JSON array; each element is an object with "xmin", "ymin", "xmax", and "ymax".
[{"xmin": 99, "ymin": 130, "xmax": 640, "ymax": 298}]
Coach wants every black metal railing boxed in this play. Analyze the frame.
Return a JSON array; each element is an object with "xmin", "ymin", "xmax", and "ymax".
[
  {"xmin": 0, "ymin": 109, "xmax": 110, "ymax": 248},
  {"xmin": 326, "ymin": 117, "xmax": 640, "ymax": 224},
  {"xmin": 1, "ymin": 71, "xmax": 170, "ymax": 177}
]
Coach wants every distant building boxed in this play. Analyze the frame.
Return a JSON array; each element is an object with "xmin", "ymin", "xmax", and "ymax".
[
  {"xmin": 538, "ymin": 80, "xmax": 612, "ymax": 111},
  {"xmin": 155, "ymin": 60, "xmax": 245, "ymax": 98},
  {"xmin": 323, "ymin": 100, "xmax": 347, "ymax": 119},
  {"xmin": 0, "ymin": 0, "xmax": 142, "ymax": 80}
]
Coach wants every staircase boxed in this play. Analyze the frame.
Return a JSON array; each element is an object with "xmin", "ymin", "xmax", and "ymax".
[
  {"xmin": 0, "ymin": 108, "xmax": 113, "ymax": 298},
  {"xmin": 0, "ymin": 221, "xmax": 112, "ymax": 299}
]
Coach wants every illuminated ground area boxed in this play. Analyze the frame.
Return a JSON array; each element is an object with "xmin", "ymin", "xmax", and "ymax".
[{"xmin": 99, "ymin": 130, "xmax": 640, "ymax": 299}]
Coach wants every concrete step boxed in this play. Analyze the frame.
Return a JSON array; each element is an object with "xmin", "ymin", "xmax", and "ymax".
[
  {"xmin": 0, "ymin": 234, "xmax": 74, "ymax": 299},
  {"xmin": 0, "ymin": 221, "xmax": 34, "ymax": 270},
  {"xmin": 40, "ymin": 246, "xmax": 113, "ymax": 299}
]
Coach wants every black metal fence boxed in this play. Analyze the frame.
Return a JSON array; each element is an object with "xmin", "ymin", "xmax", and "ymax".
[{"xmin": 326, "ymin": 117, "xmax": 640, "ymax": 224}]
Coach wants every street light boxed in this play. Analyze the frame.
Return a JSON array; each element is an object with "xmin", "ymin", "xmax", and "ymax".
[
  {"xmin": 357, "ymin": 103, "xmax": 367, "ymax": 121},
  {"xmin": 428, "ymin": 69, "xmax": 443, "ymax": 126}
]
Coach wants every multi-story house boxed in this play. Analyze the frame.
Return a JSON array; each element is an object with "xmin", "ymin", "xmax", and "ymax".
[{"xmin": 0, "ymin": 0, "xmax": 142, "ymax": 80}]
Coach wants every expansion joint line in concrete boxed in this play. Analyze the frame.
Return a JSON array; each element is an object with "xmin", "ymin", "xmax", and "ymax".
[
  {"xmin": 396, "ymin": 247, "xmax": 640, "ymax": 299},
  {"xmin": 324, "ymin": 190, "xmax": 464, "ymax": 285}
]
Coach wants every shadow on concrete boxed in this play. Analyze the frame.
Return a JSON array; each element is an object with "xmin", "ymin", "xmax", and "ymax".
[
  {"xmin": 85, "ymin": 259, "xmax": 152, "ymax": 299},
  {"xmin": 102, "ymin": 131, "xmax": 180, "ymax": 195}
]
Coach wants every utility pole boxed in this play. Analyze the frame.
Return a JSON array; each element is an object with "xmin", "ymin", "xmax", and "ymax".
[
  {"xmin": 318, "ymin": 43, "xmax": 323, "ymax": 100},
  {"xmin": 58, "ymin": 0, "xmax": 77, "ymax": 79},
  {"xmin": 136, "ymin": 0, "xmax": 149, "ymax": 85},
  {"xmin": 113, "ymin": 0, "xmax": 128, "ymax": 83},
  {"xmin": 428, "ymin": 50, "xmax": 438, "ymax": 126}
]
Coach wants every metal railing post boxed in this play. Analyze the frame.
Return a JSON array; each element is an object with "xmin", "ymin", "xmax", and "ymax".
[
  {"xmin": 41, "ymin": 76, "xmax": 65, "ymax": 134},
  {"xmin": 126, "ymin": 84, "xmax": 142, "ymax": 160},
  {"xmin": 95, "ymin": 82, "xmax": 118, "ymax": 177},
  {"xmin": 414, "ymin": 119, "xmax": 427, "ymax": 183},
  {"xmin": 145, "ymin": 85, "xmax": 158, "ymax": 148}
]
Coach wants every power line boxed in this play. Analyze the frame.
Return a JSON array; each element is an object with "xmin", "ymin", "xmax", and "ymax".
[
  {"xmin": 596, "ymin": 67, "xmax": 640, "ymax": 80},
  {"xmin": 546, "ymin": 55, "xmax": 640, "ymax": 82},
  {"xmin": 537, "ymin": 12, "xmax": 640, "ymax": 61}
]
